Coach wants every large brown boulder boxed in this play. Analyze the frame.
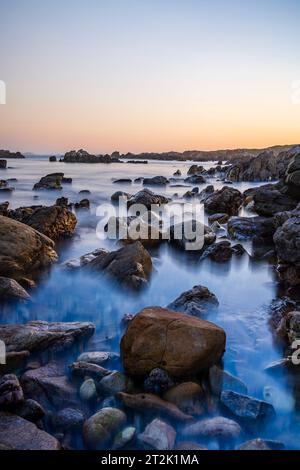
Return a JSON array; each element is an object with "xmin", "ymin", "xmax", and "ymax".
[
  {"xmin": 121, "ymin": 307, "xmax": 226, "ymax": 378},
  {"xmin": 0, "ymin": 216, "xmax": 57, "ymax": 281}
]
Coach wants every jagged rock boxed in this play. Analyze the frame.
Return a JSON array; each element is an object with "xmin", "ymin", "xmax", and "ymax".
[
  {"xmin": 250, "ymin": 182, "xmax": 298, "ymax": 216},
  {"xmin": 204, "ymin": 186, "xmax": 243, "ymax": 216},
  {"xmin": 49, "ymin": 156, "xmax": 57, "ymax": 162},
  {"xmin": 0, "ymin": 412, "xmax": 60, "ymax": 450},
  {"xmin": 127, "ymin": 189, "xmax": 169, "ymax": 209},
  {"xmin": 0, "ymin": 160, "xmax": 7, "ymax": 169},
  {"xmin": 167, "ymin": 285, "xmax": 219, "ymax": 317},
  {"xmin": 0, "ymin": 216, "xmax": 57, "ymax": 281},
  {"xmin": 64, "ymin": 248, "xmax": 108, "ymax": 269},
  {"xmin": 198, "ymin": 185, "xmax": 215, "ymax": 203},
  {"xmin": 0, "ymin": 201, "xmax": 9, "ymax": 216},
  {"xmin": 74, "ymin": 199, "xmax": 90, "ymax": 210},
  {"xmin": 220, "ymin": 390, "xmax": 275, "ymax": 421},
  {"xmin": 121, "ymin": 307, "xmax": 226, "ymax": 377},
  {"xmin": 209, "ymin": 366, "xmax": 247, "ymax": 395},
  {"xmin": 173, "ymin": 169, "xmax": 181, "ymax": 176},
  {"xmin": 184, "ymin": 175, "xmax": 206, "ymax": 185},
  {"xmin": 9, "ymin": 205, "xmax": 77, "ymax": 240},
  {"xmin": 139, "ymin": 419, "xmax": 176, "ymax": 450},
  {"xmin": 143, "ymin": 368, "xmax": 174, "ymax": 395},
  {"xmin": 0, "ymin": 277, "xmax": 30, "ymax": 300},
  {"xmin": 83, "ymin": 407, "xmax": 127, "ymax": 449},
  {"xmin": 200, "ymin": 241, "xmax": 236, "ymax": 262},
  {"xmin": 63, "ymin": 149, "xmax": 118, "ymax": 163},
  {"xmin": 163, "ymin": 382, "xmax": 205, "ymax": 415},
  {"xmin": 87, "ymin": 241, "xmax": 152, "ymax": 290},
  {"xmin": 0, "ymin": 150, "xmax": 25, "ymax": 159}
]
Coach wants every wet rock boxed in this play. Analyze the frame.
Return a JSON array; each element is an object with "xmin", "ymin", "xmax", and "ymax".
[
  {"xmin": 0, "ymin": 412, "xmax": 60, "ymax": 450},
  {"xmin": 184, "ymin": 175, "xmax": 206, "ymax": 185},
  {"xmin": 111, "ymin": 191, "xmax": 131, "ymax": 202},
  {"xmin": 127, "ymin": 189, "xmax": 169, "ymax": 209},
  {"xmin": 56, "ymin": 197, "xmax": 69, "ymax": 207},
  {"xmin": 118, "ymin": 392, "xmax": 193, "ymax": 422},
  {"xmin": 221, "ymin": 390, "xmax": 275, "ymax": 421},
  {"xmin": 285, "ymin": 150, "xmax": 300, "ymax": 199},
  {"xmin": 167, "ymin": 285, "xmax": 219, "ymax": 317},
  {"xmin": 0, "ymin": 160, "xmax": 7, "ymax": 169},
  {"xmin": 187, "ymin": 165, "xmax": 204, "ymax": 175},
  {"xmin": 113, "ymin": 178, "xmax": 132, "ymax": 184},
  {"xmin": 83, "ymin": 407, "xmax": 127, "ymax": 449},
  {"xmin": 112, "ymin": 426, "xmax": 136, "ymax": 450},
  {"xmin": 176, "ymin": 442, "xmax": 208, "ymax": 450},
  {"xmin": 169, "ymin": 219, "xmax": 216, "ymax": 251},
  {"xmin": 237, "ymin": 438, "xmax": 270, "ymax": 450},
  {"xmin": 98, "ymin": 371, "xmax": 132, "ymax": 396},
  {"xmin": 143, "ymin": 368, "xmax": 174, "ymax": 394},
  {"xmin": 79, "ymin": 379, "xmax": 97, "ymax": 402},
  {"xmin": 251, "ymin": 183, "xmax": 298, "ymax": 216},
  {"xmin": 121, "ymin": 307, "xmax": 226, "ymax": 377},
  {"xmin": 163, "ymin": 382, "xmax": 205, "ymax": 415},
  {"xmin": 74, "ymin": 199, "xmax": 90, "ymax": 210},
  {"xmin": 21, "ymin": 362, "xmax": 79, "ymax": 411},
  {"xmin": 0, "ymin": 179, "xmax": 8, "ymax": 188},
  {"xmin": 88, "ymin": 241, "xmax": 152, "ymax": 290},
  {"xmin": 14, "ymin": 398, "xmax": 45, "ymax": 422},
  {"xmin": 200, "ymin": 241, "xmax": 235, "ymax": 263},
  {"xmin": 173, "ymin": 169, "xmax": 181, "ymax": 176},
  {"xmin": 204, "ymin": 186, "xmax": 243, "ymax": 216},
  {"xmin": 77, "ymin": 351, "xmax": 119, "ymax": 367},
  {"xmin": 69, "ymin": 361, "xmax": 109, "ymax": 380},
  {"xmin": 278, "ymin": 311, "xmax": 300, "ymax": 344},
  {"xmin": 228, "ymin": 216, "xmax": 275, "ymax": 241},
  {"xmin": 49, "ymin": 156, "xmax": 57, "ymax": 162},
  {"xmin": 64, "ymin": 149, "xmax": 119, "ymax": 163},
  {"xmin": 209, "ymin": 366, "xmax": 247, "ymax": 395},
  {"xmin": 0, "ymin": 201, "xmax": 9, "ymax": 216},
  {"xmin": 33, "ymin": 173, "xmax": 65, "ymax": 190},
  {"xmin": 0, "ymin": 216, "xmax": 57, "ymax": 281},
  {"xmin": 143, "ymin": 176, "xmax": 169, "ymax": 186},
  {"xmin": 138, "ymin": 419, "xmax": 176, "ymax": 450},
  {"xmin": 0, "ymin": 374, "xmax": 24, "ymax": 406},
  {"xmin": 0, "ymin": 321, "xmax": 95, "ymax": 358},
  {"xmin": 208, "ymin": 213, "xmax": 229, "ymax": 224},
  {"xmin": 64, "ymin": 248, "xmax": 109, "ymax": 269},
  {"xmin": 183, "ymin": 416, "xmax": 242, "ymax": 440},
  {"xmin": 0, "ymin": 276, "xmax": 30, "ymax": 300},
  {"xmin": 9, "ymin": 205, "xmax": 77, "ymax": 240},
  {"xmin": 274, "ymin": 215, "xmax": 300, "ymax": 286},
  {"xmin": 52, "ymin": 407, "xmax": 84, "ymax": 431}
]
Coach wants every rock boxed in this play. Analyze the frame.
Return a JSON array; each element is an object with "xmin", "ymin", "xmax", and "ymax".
[
  {"xmin": 64, "ymin": 248, "xmax": 109, "ymax": 269},
  {"xmin": 0, "ymin": 374, "xmax": 24, "ymax": 406},
  {"xmin": 0, "ymin": 412, "xmax": 60, "ymax": 450},
  {"xmin": 0, "ymin": 150, "xmax": 25, "ymax": 159},
  {"xmin": 63, "ymin": 149, "xmax": 118, "ymax": 163},
  {"xmin": 0, "ymin": 201, "xmax": 9, "ymax": 216},
  {"xmin": 9, "ymin": 205, "xmax": 77, "ymax": 240},
  {"xmin": 176, "ymin": 442, "xmax": 208, "ymax": 450},
  {"xmin": 285, "ymin": 150, "xmax": 300, "ymax": 198},
  {"xmin": 121, "ymin": 307, "xmax": 226, "ymax": 377},
  {"xmin": 113, "ymin": 178, "xmax": 132, "ymax": 184},
  {"xmin": 184, "ymin": 175, "xmax": 206, "ymax": 185},
  {"xmin": 187, "ymin": 165, "xmax": 204, "ymax": 175},
  {"xmin": 0, "ymin": 216, "xmax": 57, "ymax": 281},
  {"xmin": 277, "ymin": 311, "xmax": 300, "ymax": 344},
  {"xmin": 14, "ymin": 399, "xmax": 45, "ymax": 422},
  {"xmin": 209, "ymin": 366, "xmax": 247, "ymax": 395},
  {"xmin": 0, "ymin": 321, "xmax": 95, "ymax": 357},
  {"xmin": 143, "ymin": 368, "xmax": 174, "ymax": 395},
  {"xmin": 139, "ymin": 419, "xmax": 176, "ymax": 450},
  {"xmin": 87, "ymin": 241, "xmax": 152, "ymax": 290},
  {"xmin": 98, "ymin": 371, "xmax": 132, "ymax": 396},
  {"xmin": 111, "ymin": 191, "xmax": 131, "ymax": 202},
  {"xmin": 163, "ymin": 382, "xmax": 205, "ymax": 415},
  {"xmin": 204, "ymin": 186, "xmax": 243, "ymax": 216},
  {"xmin": 274, "ymin": 215, "xmax": 300, "ymax": 286},
  {"xmin": 77, "ymin": 351, "xmax": 119, "ymax": 367},
  {"xmin": 127, "ymin": 189, "xmax": 169, "ymax": 209},
  {"xmin": 83, "ymin": 407, "xmax": 127, "ymax": 449},
  {"xmin": 167, "ymin": 285, "xmax": 219, "ymax": 317},
  {"xmin": 49, "ymin": 156, "xmax": 57, "ymax": 162},
  {"xmin": 200, "ymin": 241, "xmax": 235, "ymax": 263},
  {"xmin": 143, "ymin": 176, "xmax": 169, "ymax": 186},
  {"xmin": 0, "ymin": 160, "xmax": 7, "ymax": 169},
  {"xmin": 208, "ymin": 213, "xmax": 229, "ymax": 224},
  {"xmin": 237, "ymin": 439, "xmax": 271, "ymax": 450},
  {"xmin": 69, "ymin": 361, "xmax": 109, "ymax": 380},
  {"xmin": 112, "ymin": 426, "xmax": 136, "ymax": 450},
  {"xmin": 21, "ymin": 362, "xmax": 79, "ymax": 411},
  {"xmin": 228, "ymin": 216, "xmax": 275, "ymax": 241},
  {"xmin": 55, "ymin": 197, "xmax": 69, "ymax": 207},
  {"xmin": 0, "ymin": 277, "xmax": 30, "ymax": 300},
  {"xmin": 169, "ymin": 219, "xmax": 216, "ymax": 251},
  {"xmin": 0, "ymin": 179, "xmax": 8, "ymax": 188},
  {"xmin": 173, "ymin": 170, "xmax": 181, "ymax": 176},
  {"xmin": 74, "ymin": 199, "xmax": 90, "ymax": 210},
  {"xmin": 251, "ymin": 183, "xmax": 298, "ymax": 216},
  {"xmin": 52, "ymin": 407, "xmax": 84, "ymax": 431},
  {"xmin": 183, "ymin": 416, "xmax": 242, "ymax": 440},
  {"xmin": 220, "ymin": 390, "xmax": 275, "ymax": 421},
  {"xmin": 33, "ymin": 173, "xmax": 66, "ymax": 190},
  {"xmin": 79, "ymin": 189, "xmax": 91, "ymax": 194},
  {"xmin": 79, "ymin": 379, "xmax": 97, "ymax": 402},
  {"xmin": 118, "ymin": 392, "xmax": 193, "ymax": 422}
]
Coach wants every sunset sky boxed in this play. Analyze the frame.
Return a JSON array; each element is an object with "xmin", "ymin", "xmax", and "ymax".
[{"xmin": 0, "ymin": 0, "xmax": 300, "ymax": 154}]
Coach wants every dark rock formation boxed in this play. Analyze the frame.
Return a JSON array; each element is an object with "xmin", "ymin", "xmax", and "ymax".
[{"xmin": 167, "ymin": 285, "xmax": 219, "ymax": 317}]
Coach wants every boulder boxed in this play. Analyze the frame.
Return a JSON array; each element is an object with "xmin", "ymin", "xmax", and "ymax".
[
  {"xmin": 0, "ymin": 412, "xmax": 60, "ymax": 450},
  {"xmin": 184, "ymin": 175, "xmax": 206, "ymax": 185},
  {"xmin": 52, "ymin": 407, "xmax": 84, "ymax": 431},
  {"xmin": 220, "ymin": 390, "xmax": 275, "ymax": 421},
  {"xmin": 33, "ymin": 173, "xmax": 65, "ymax": 190},
  {"xmin": 79, "ymin": 379, "xmax": 97, "ymax": 402},
  {"xmin": 200, "ymin": 241, "xmax": 236, "ymax": 263},
  {"xmin": 187, "ymin": 165, "xmax": 204, "ymax": 175},
  {"xmin": 228, "ymin": 216, "xmax": 275, "ymax": 241},
  {"xmin": 127, "ymin": 189, "xmax": 169, "ymax": 209},
  {"xmin": 237, "ymin": 439, "xmax": 271, "ymax": 450},
  {"xmin": 208, "ymin": 213, "xmax": 229, "ymax": 224},
  {"xmin": 169, "ymin": 219, "xmax": 216, "ymax": 251},
  {"xmin": 49, "ymin": 156, "xmax": 57, "ymax": 162},
  {"xmin": 83, "ymin": 407, "xmax": 127, "ymax": 449},
  {"xmin": 14, "ymin": 398, "xmax": 45, "ymax": 422},
  {"xmin": 74, "ymin": 199, "xmax": 90, "ymax": 210},
  {"xmin": 63, "ymin": 149, "xmax": 118, "ymax": 163},
  {"xmin": 111, "ymin": 191, "xmax": 131, "ymax": 202},
  {"xmin": 0, "ymin": 374, "xmax": 24, "ymax": 406},
  {"xmin": 167, "ymin": 285, "xmax": 219, "ymax": 317},
  {"xmin": 87, "ymin": 241, "xmax": 152, "ymax": 290},
  {"xmin": 112, "ymin": 426, "xmax": 136, "ymax": 450},
  {"xmin": 0, "ymin": 160, "xmax": 7, "ymax": 169},
  {"xmin": 77, "ymin": 351, "xmax": 119, "ymax": 367},
  {"xmin": 69, "ymin": 361, "xmax": 109, "ymax": 380},
  {"xmin": 0, "ymin": 150, "xmax": 25, "ymax": 159},
  {"xmin": 274, "ymin": 214, "xmax": 300, "ymax": 286},
  {"xmin": 143, "ymin": 176, "xmax": 169, "ymax": 186},
  {"xmin": 9, "ymin": 205, "xmax": 77, "ymax": 240},
  {"xmin": 0, "ymin": 277, "xmax": 30, "ymax": 300},
  {"xmin": 209, "ymin": 366, "xmax": 247, "ymax": 395},
  {"xmin": 98, "ymin": 371, "xmax": 132, "ymax": 396},
  {"xmin": 183, "ymin": 416, "xmax": 242, "ymax": 440},
  {"xmin": 139, "ymin": 419, "xmax": 176, "ymax": 450},
  {"xmin": 163, "ymin": 382, "xmax": 205, "ymax": 415},
  {"xmin": 0, "ymin": 216, "xmax": 57, "ymax": 281},
  {"xmin": 143, "ymin": 368, "xmax": 174, "ymax": 394},
  {"xmin": 120, "ymin": 307, "xmax": 226, "ymax": 377},
  {"xmin": 0, "ymin": 201, "xmax": 9, "ymax": 216},
  {"xmin": 251, "ymin": 183, "xmax": 298, "ymax": 216},
  {"xmin": 204, "ymin": 187, "xmax": 243, "ymax": 216}
]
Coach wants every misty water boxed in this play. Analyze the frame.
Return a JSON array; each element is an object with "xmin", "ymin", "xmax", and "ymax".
[{"xmin": 1, "ymin": 157, "xmax": 299, "ymax": 449}]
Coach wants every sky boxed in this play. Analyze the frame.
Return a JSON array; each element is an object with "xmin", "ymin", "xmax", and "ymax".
[{"xmin": 0, "ymin": 0, "xmax": 300, "ymax": 154}]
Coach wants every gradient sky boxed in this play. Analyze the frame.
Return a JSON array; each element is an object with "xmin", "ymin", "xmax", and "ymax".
[{"xmin": 0, "ymin": 0, "xmax": 300, "ymax": 154}]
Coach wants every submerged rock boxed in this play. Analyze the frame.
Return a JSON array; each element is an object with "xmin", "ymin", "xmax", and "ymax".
[
  {"xmin": 143, "ymin": 176, "xmax": 169, "ymax": 186},
  {"xmin": 220, "ymin": 390, "xmax": 275, "ymax": 421},
  {"xmin": 0, "ymin": 412, "xmax": 60, "ymax": 450},
  {"xmin": 0, "ymin": 277, "xmax": 30, "ymax": 301},
  {"xmin": 83, "ymin": 407, "xmax": 127, "ymax": 449},
  {"xmin": 138, "ymin": 419, "xmax": 176, "ymax": 450},
  {"xmin": 121, "ymin": 307, "xmax": 226, "ymax": 377},
  {"xmin": 167, "ymin": 285, "xmax": 219, "ymax": 317},
  {"xmin": 0, "ymin": 216, "xmax": 57, "ymax": 281},
  {"xmin": 0, "ymin": 374, "xmax": 24, "ymax": 406}
]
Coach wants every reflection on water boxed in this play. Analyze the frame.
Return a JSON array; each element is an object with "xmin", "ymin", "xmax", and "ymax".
[{"xmin": 1, "ymin": 157, "xmax": 299, "ymax": 449}]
